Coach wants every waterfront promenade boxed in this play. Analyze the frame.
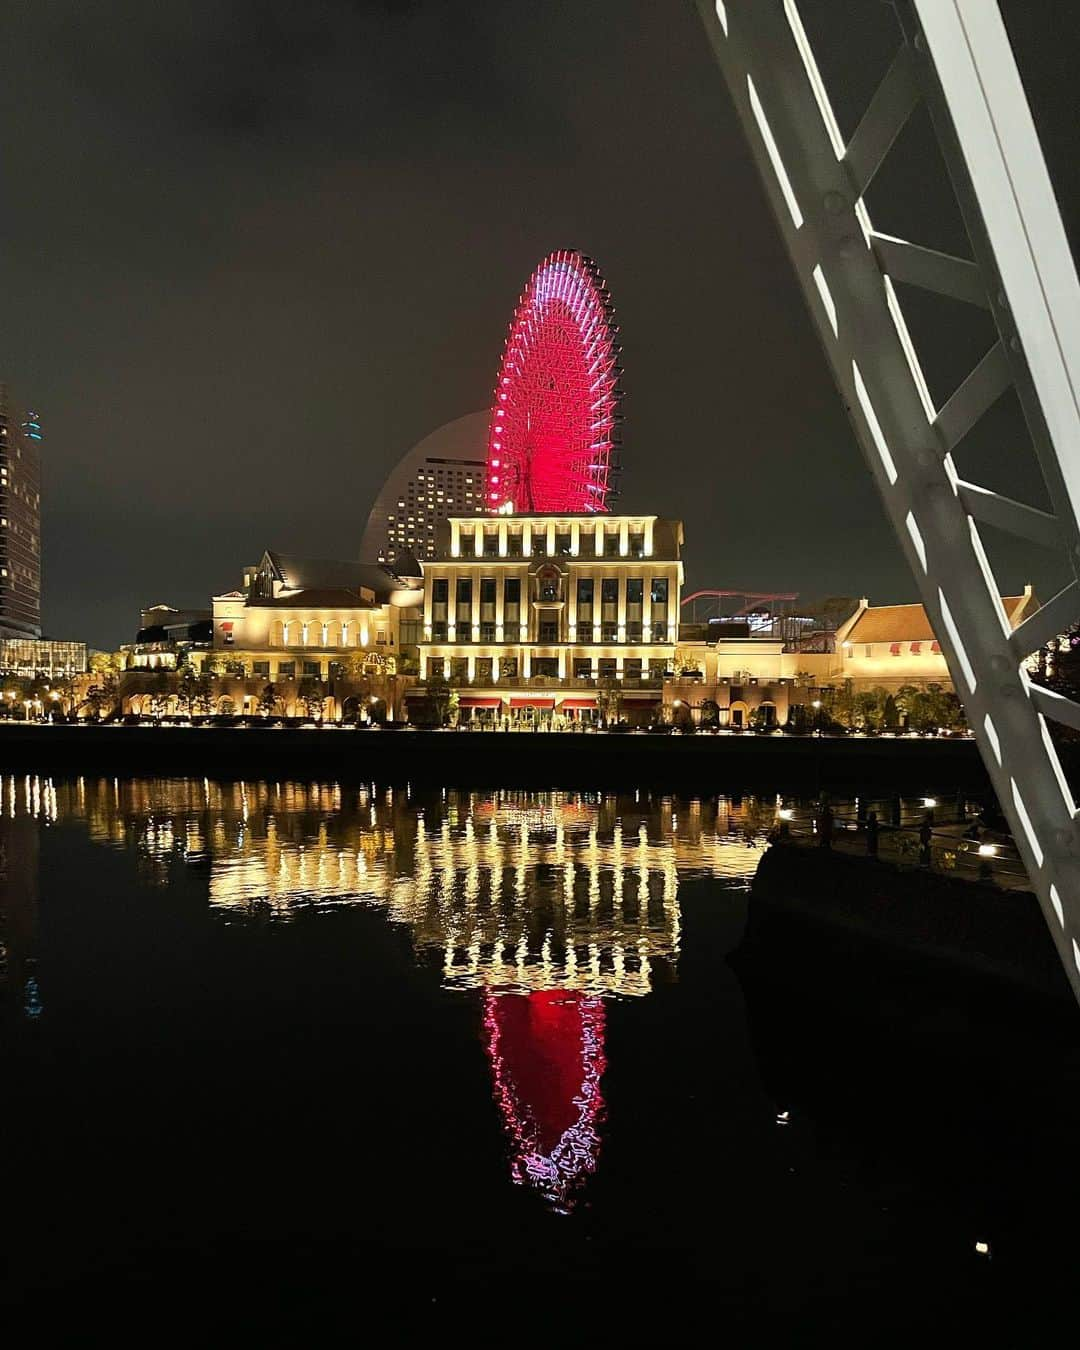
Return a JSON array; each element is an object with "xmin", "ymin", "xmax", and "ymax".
[{"xmin": 0, "ymin": 720, "xmax": 993, "ymax": 791}]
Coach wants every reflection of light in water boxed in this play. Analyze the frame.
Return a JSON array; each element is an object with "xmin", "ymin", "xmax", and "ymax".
[
  {"xmin": 3, "ymin": 779, "xmax": 772, "ymax": 1000},
  {"xmin": 483, "ymin": 989, "xmax": 606, "ymax": 1215},
  {"xmin": 4, "ymin": 776, "xmax": 776, "ymax": 1211}
]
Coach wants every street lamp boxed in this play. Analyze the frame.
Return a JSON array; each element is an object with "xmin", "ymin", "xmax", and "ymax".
[{"xmin": 811, "ymin": 698, "xmax": 823, "ymax": 737}]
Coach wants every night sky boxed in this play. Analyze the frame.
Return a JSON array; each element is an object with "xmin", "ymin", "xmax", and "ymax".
[{"xmin": 3, "ymin": 0, "xmax": 1080, "ymax": 649}]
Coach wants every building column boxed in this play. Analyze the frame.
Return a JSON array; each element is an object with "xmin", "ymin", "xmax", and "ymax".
[
  {"xmin": 594, "ymin": 520, "xmax": 604, "ymax": 556},
  {"xmin": 546, "ymin": 520, "xmax": 556, "ymax": 554},
  {"xmin": 471, "ymin": 579, "xmax": 480, "ymax": 642},
  {"xmin": 446, "ymin": 568, "xmax": 457, "ymax": 640},
  {"xmin": 619, "ymin": 520, "xmax": 629, "ymax": 557},
  {"xmin": 522, "ymin": 649, "xmax": 532, "ymax": 679},
  {"xmin": 419, "ymin": 652, "xmax": 427, "ymax": 679},
  {"xmin": 467, "ymin": 654, "xmax": 475, "ymax": 682},
  {"xmin": 498, "ymin": 521, "xmax": 508, "ymax": 556},
  {"xmin": 558, "ymin": 648, "xmax": 567, "ymax": 679},
  {"xmin": 495, "ymin": 581, "xmax": 504, "ymax": 642},
  {"xmin": 570, "ymin": 522, "xmax": 581, "ymax": 556},
  {"xmin": 522, "ymin": 522, "xmax": 532, "ymax": 556},
  {"xmin": 567, "ymin": 578, "xmax": 577, "ymax": 641},
  {"xmin": 450, "ymin": 521, "xmax": 460, "ymax": 557},
  {"xmin": 442, "ymin": 656, "xmax": 451, "ymax": 680},
  {"xmin": 644, "ymin": 518, "xmax": 654, "ymax": 556},
  {"xmin": 617, "ymin": 575, "xmax": 627, "ymax": 643}
]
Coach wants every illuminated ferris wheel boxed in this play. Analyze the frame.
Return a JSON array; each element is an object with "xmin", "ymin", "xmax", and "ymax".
[{"xmin": 485, "ymin": 250, "xmax": 621, "ymax": 514}]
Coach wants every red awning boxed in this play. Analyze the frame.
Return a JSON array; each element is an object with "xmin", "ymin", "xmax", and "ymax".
[
  {"xmin": 459, "ymin": 697, "xmax": 502, "ymax": 708},
  {"xmin": 559, "ymin": 697, "xmax": 597, "ymax": 709},
  {"xmin": 510, "ymin": 697, "xmax": 555, "ymax": 709}
]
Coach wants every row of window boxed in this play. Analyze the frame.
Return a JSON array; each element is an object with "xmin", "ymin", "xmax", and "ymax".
[
  {"xmin": 430, "ymin": 656, "xmax": 668, "ymax": 681},
  {"xmin": 458, "ymin": 531, "xmax": 648, "ymax": 559},
  {"xmin": 847, "ymin": 641, "xmax": 942, "ymax": 657},
  {"xmin": 247, "ymin": 660, "xmax": 332, "ymax": 679},
  {"xmin": 426, "ymin": 623, "xmax": 669, "ymax": 644},
  {"xmin": 430, "ymin": 576, "xmax": 669, "ymax": 607},
  {"xmin": 264, "ymin": 620, "xmax": 387, "ymax": 647}
]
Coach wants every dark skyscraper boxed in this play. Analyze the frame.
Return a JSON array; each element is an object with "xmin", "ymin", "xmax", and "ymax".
[{"xmin": 0, "ymin": 384, "xmax": 42, "ymax": 638}]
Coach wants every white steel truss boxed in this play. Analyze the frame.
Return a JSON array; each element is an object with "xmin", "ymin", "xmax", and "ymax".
[{"xmin": 695, "ymin": 0, "xmax": 1080, "ymax": 1004}]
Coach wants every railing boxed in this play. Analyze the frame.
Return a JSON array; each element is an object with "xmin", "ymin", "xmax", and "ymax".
[{"xmin": 778, "ymin": 803, "xmax": 1029, "ymax": 886}]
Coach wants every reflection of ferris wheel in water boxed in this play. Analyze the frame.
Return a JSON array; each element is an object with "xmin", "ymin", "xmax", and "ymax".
[{"xmin": 485, "ymin": 250, "xmax": 621, "ymax": 514}]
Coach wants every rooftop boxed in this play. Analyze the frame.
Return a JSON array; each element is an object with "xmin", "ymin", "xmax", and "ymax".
[{"xmin": 846, "ymin": 592, "xmax": 1035, "ymax": 644}]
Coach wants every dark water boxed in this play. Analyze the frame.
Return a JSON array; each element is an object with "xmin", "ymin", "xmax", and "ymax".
[{"xmin": 2, "ymin": 777, "xmax": 1079, "ymax": 1338}]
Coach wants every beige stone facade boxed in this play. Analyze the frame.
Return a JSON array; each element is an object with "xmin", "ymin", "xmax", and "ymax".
[
  {"xmin": 415, "ymin": 514, "xmax": 683, "ymax": 724},
  {"xmin": 209, "ymin": 550, "xmax": 423, "ymax": 702},
  {"xmin": 664, "ymin": 587, "xmax": 1040, "ymax": 727}
]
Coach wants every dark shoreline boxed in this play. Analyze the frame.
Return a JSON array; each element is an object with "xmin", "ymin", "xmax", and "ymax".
[
  {"xmin": 750, "ymin": 842, "xmax": 1071, "ymax": 1003},
  {"xmin": 0, "ymin": 721, "xmax": 1002, "ymax": 792}
]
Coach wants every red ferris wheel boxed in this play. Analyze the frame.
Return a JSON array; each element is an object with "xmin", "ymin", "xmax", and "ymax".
[{"xmin": 485, "ymin": 250, "xmax": 621, "ymax": 514}]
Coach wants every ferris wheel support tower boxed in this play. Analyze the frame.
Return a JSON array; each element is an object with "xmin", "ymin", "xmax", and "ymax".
[{"xmin": 695, "ymin": 0, "xmax": 1080, "ymax": 1005}]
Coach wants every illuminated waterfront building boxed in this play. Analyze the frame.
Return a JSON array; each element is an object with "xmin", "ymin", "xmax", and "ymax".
[
  {"xmin": 202, "ymin": 549, "xmax": 424, "ymax": 712},
  {"xmin": 665, "ymin": 588, "xmax": 1040, "ymax": 727},
  {"xmin": 831, "ymin": 590, "xmax": 1039, "ymax": 692},
  {"xmin": 413, "ymin": 513, "xmax": 683, "ymax": 726},
  {"xmin": 0, "ymin": 636, "xmax": 87, "ymax": 676}
]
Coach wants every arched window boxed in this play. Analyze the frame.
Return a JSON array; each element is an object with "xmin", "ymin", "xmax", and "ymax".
[
  {"xmin": 270, "ymin": 620, "xmax": 284, "ymax": 647},
  {"xmin": 325, "ymin": 620, "xmax": 341, "ymax": 647}
]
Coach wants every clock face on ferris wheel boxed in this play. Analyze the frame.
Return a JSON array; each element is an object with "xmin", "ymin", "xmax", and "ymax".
[{"xmin": 485, "ymin": 250, "xmax": 621, "ymax": 515}]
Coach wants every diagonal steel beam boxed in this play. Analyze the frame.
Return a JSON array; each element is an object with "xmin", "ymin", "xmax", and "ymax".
[
  {"xmin": 1030, "ymin": 683, "xmax": 1080, "ymax": 735},
  {"xmin": 1009, "ymin": 580, "xmax": 1080, "ymax": 659},
  {"xmin": 956, "ymin": 479, "xmax": 1062, "ymax": 547},
  {"xmin": 933, "ymin": 341, "xmax": 1012, "ymax": 450},
  {"xmin": 844, "ymin": 45, "xmax": 921, "ymax": 197},
  {"xmin": 693, "ymin": 0, "xmax": 1080, "ymax": 1007},
  {"xmin": 870, "ymin": 231, "xmax": 990, "ymax": 308}
]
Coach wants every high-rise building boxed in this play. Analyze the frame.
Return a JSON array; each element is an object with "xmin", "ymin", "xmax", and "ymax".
[
  {"xmin": 360, "ymin": 412, "xmax": 487, "ymax": 563},
  {"xmin": 0, "ymin": 385, "xmax": 42, "ymax": 639}
]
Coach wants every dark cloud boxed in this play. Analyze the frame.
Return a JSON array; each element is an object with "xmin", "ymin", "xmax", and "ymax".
[{"xmin": 1, "ymin": 0, "xmax": 1078, "ymax": 646}]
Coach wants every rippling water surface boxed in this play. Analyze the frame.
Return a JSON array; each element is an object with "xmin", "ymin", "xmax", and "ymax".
[{"xmin": 2, "ymin": 775, "xmax": 1078, "ymax": 1336}]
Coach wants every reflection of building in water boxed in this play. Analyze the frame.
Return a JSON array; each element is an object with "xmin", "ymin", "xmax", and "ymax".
[
  {"xmin": 0, "ymin": 777, "xmax": 47, "ymax": 1019},
  {"xmin": 11, "ymin": 776, "xmax": 771, "ymax": 1213},
  {"xmin": 29, "ymin": 779, "xmax": 768, "ymax": 999}
]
